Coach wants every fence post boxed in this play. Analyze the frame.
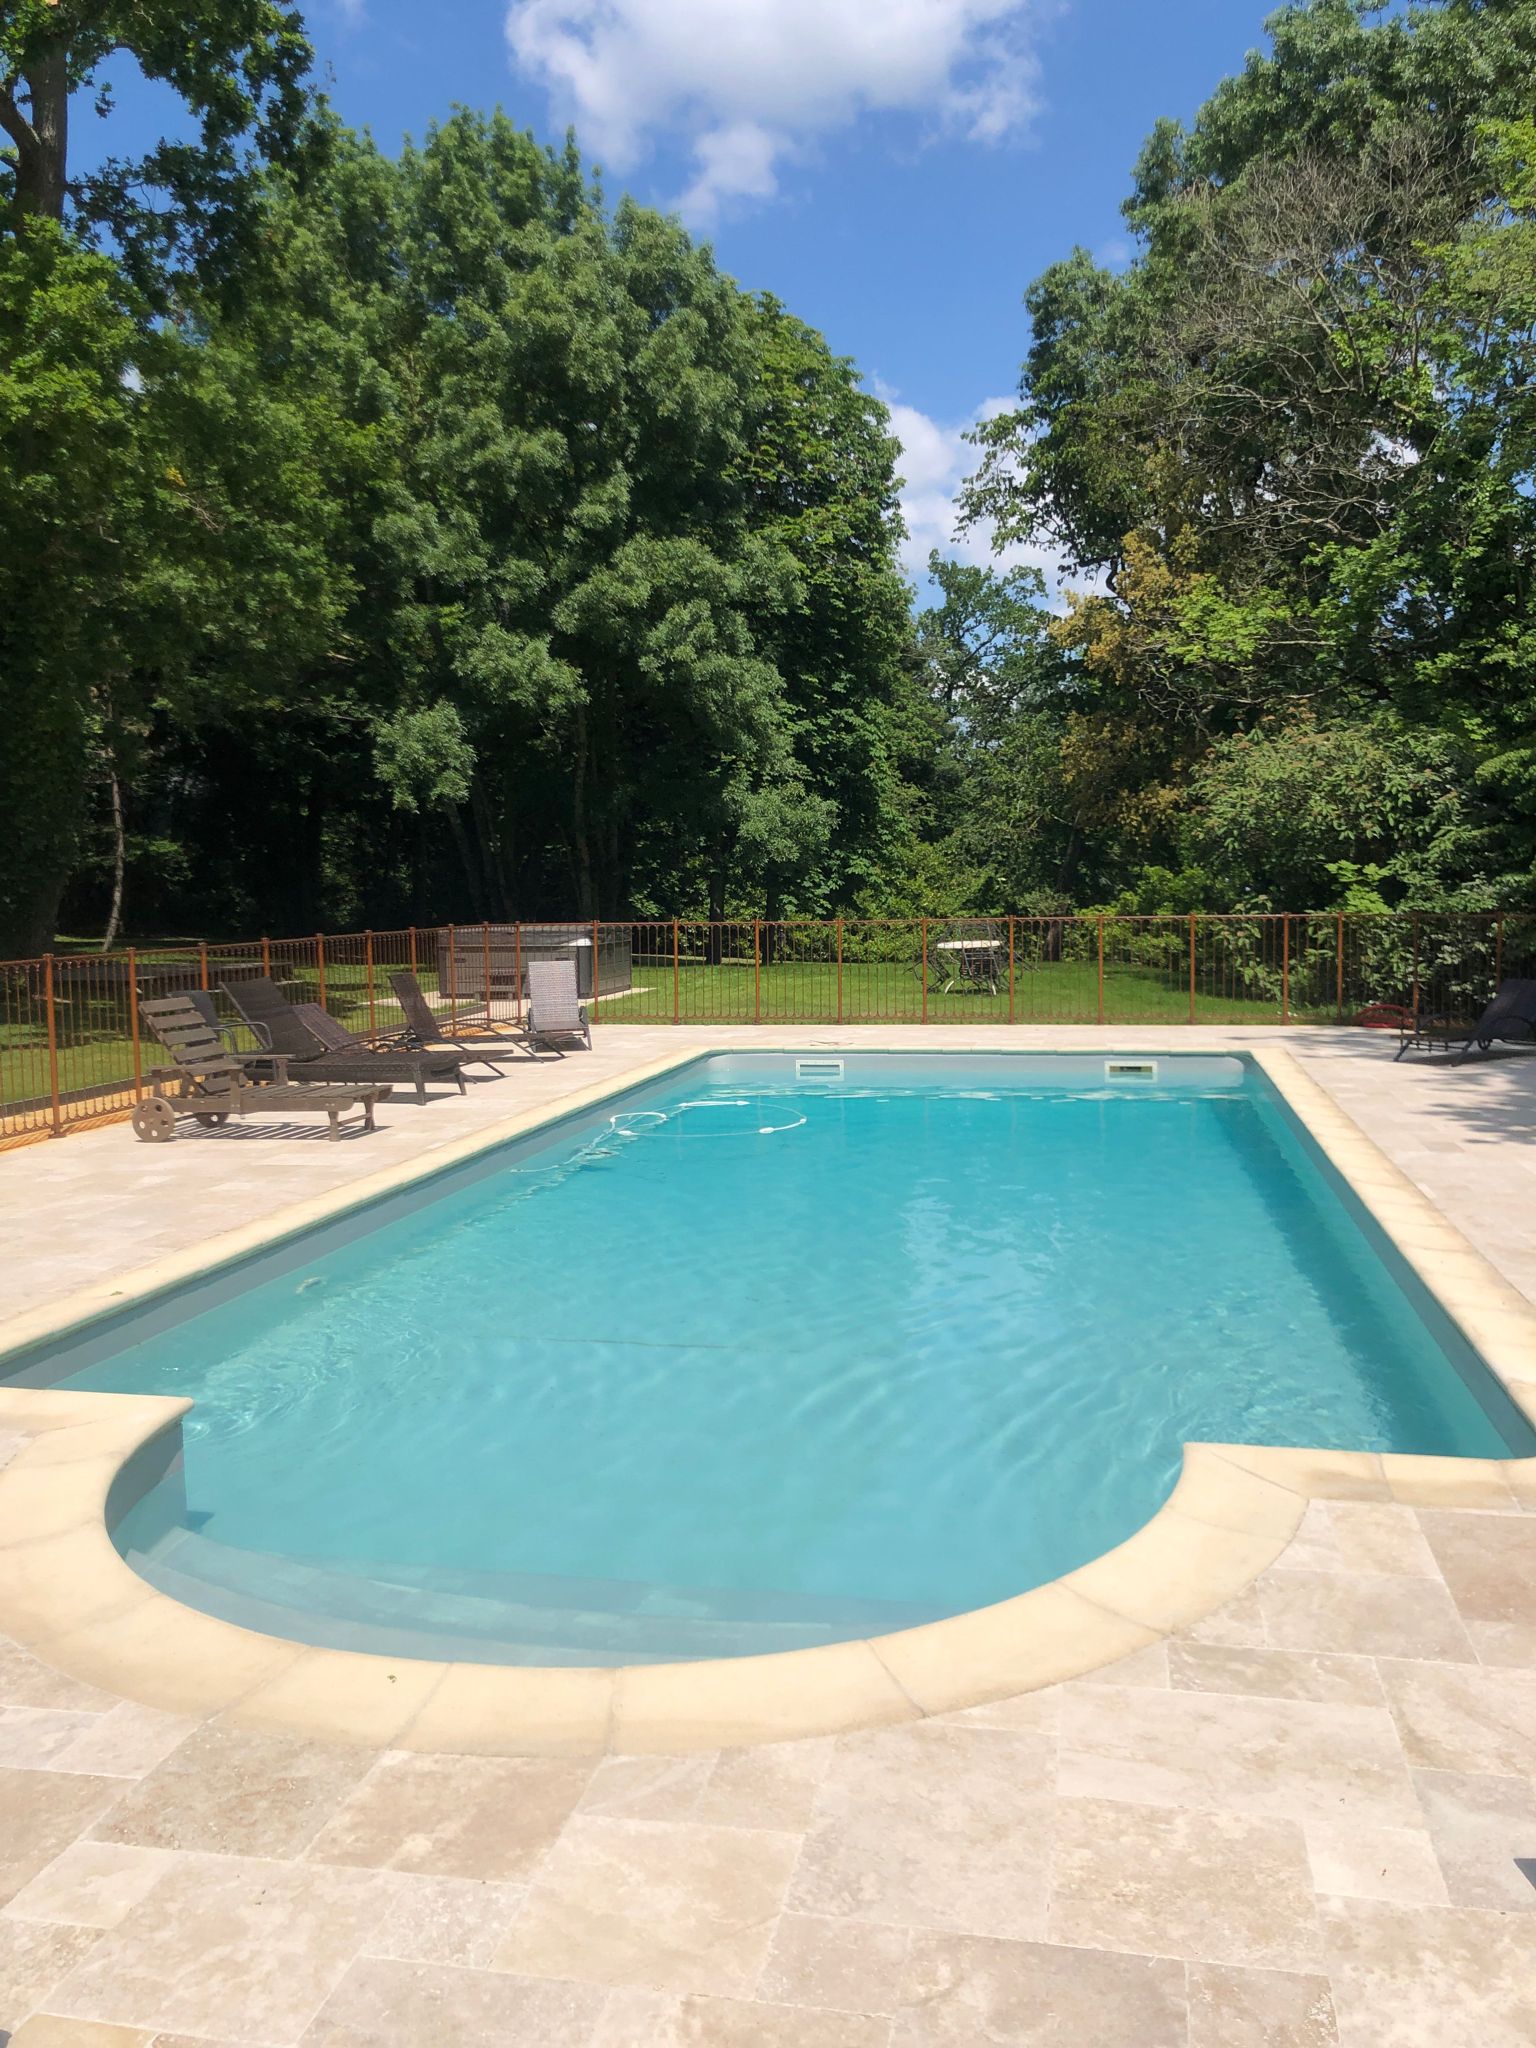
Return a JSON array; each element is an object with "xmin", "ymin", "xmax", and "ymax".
[
  {"xmin": 835, "ymin": 918, "xmax": 844, "ymax": 1024},
  {"xmin": 407, "ymin": 926, "xmax": 417, "ymax": 978},
  {"xmin": 127, "ymin": 946, "xmax": 143, "ymax": 1101},
  {"xmin": 314, "ymin": 933, "xmax": 326, "ymax": 1010},
  {"xmin": 43, "ymin": 954, "xmax": 61, "ymax": 1137},
  {"xmin": 447, "ymin": 926, "xmax": 457, "ymax": 1028},
  {"xmin": 1097, "ymin": 915, "xmax": 1105, "ymax": 1026},
  {"xmin": 1281, "ymin": 915, "xmax": 1291, "ymax": 1024},
  {"xmin": 1008, "ymin": 916, "xmax": 1016, "ymax": 1024},
  {"xmin": 199, "ymin": 940, "xmax": 209, "ymax": 992},
  {"xmin": 920, "ymin": 917, "xmax": 928, "ymax": 1024},
  {"xmin": 1188, "ymin": 912, "xmax": 1197, "ymax": 1023},
  {"xmin": 514, "ymin": 922, "xmax": 523, "ymax": 1023},
  {"xmin": 364, "ymin": 930, "xmax": 376, "ymax": 1034},
  {"xmin": 1410, "ymin": 912, "xmax": 1421, "ymax": 1021},
  {"xmin": 1336, "ymin": 915, "xmax": 1345, "ymax": 1021},
  {"xmin": 591, "ymin": 918, "xmax": 600, "ymax": 1024},
  {"xmin": 261, "ymin": 935, "xmax": 271, "ymax": 976},
  {"xmin": 1496, "ymin": 912, "xmax": 1504, "ymax": 991},
  {"xmin": 753, "ymin": 921, "xmax": 761, "ymax": 1025}
]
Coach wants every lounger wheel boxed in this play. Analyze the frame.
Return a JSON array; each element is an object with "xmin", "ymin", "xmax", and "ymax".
[
  {"xmin": 131, "ymin": 1098, "xmax": 178, "ymax": 1143},
  {"xmin": 193, "ymin": 1111, "xmax": 230, "ymax": 1128}
]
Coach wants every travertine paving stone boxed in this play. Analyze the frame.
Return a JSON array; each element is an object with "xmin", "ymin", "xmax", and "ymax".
[
  {"xmin": 0, "ymin": 1921, "xmax": 108, "ymax": 2036},
  {"xmin": 1376, "ymin": 1658, "xmax": 1536, "ymax": 1774},
  {"xmin": 785, "ymin": 1722, "xmax": 1056, "ymax": 1940},
  {"xmin": 756, "ymin": 1913, "xmax": 911, "ymax": 2016},
  {"xmin": 496, "ymin": 1815, "xmax": 802, "ymax": 1994},
  {"xmin": 1166, "ymin": 1641, "xmax": 1385, "ymax": 1707},
  {"xmin": 91, "ymin": 1722, "xmax": 376, "ymax": 1860},
  {"xmin": 0, "ymin": 1770, "xmax": 125, "ymax": 1910},
  {"xmin": 1416, "ymin": 1509, "xmax": 1536, "ymax": 1666},
  {"xmin": 4, "ymin": 1841, "xmax": 172, "ymax": 1930},
  {"xmin": 359, "ymin": 1873, "xmax": 528, "ymax": 1970},
  {"xmin": 1254, "ymin": 1567, "xmax": 1477, "ymax": 1662},
  {"xmin": 5, "ymin": 1032, "xmax": 1536, "ymax": 2042},
  {"xmin": 1185, "ymin": 1962, "xmax": 1339, "ymax": 2048},
  {"xmin": 299, "ymin": 1956, "xmax": 605, "ymax": 2047},
  {"xmin": 1056, "ymin": 1685, "xmax": 1421, "ymax": 1828},
  {"xmin": 1302, "ymin": 1821, "xmax": 1449, "ymax": 1907},
  {"xmin": 1320, "ymin": 1896, "xmax": 1536, "ymax": 2048},
  {"xmin": 1411, "ymin": 1767, "xmax": 1536, "ymax": 1911},
  {"xmin": 1324, "ymin": 1503, "xmax": 1439, "ymax": 1578},
  {"xmin": 46, "ymin": 1854, "xmax": 392, "ymax": 2043},
  {"xmin": 595, "ymin": 1991, "xmax": 895, "ymax": 2048},
  {"xmin": 1047, "ymin": 1797, "xmax": 1320, "ymax": 1971},
  {"xmin": 305, "ymin": 1751, "xmax": 590, "ymax": 1881},
  {"xmin": 893, "ymin": 1931, "xmax": 1187, "ymax": 2047}
]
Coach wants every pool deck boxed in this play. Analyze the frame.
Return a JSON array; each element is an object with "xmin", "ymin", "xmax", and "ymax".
[{"xmin": 2, "ymin": 1028, "xmax": 1535, "ymax": 2045}]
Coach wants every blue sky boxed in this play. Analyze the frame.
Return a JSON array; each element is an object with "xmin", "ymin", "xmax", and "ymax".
[{"xmin": 79, "ymin": 0, "xmax": 1282, "ymax": 588}]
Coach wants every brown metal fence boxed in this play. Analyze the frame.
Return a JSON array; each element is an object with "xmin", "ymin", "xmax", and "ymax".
[{"xmin": 3, "ymin": 913, "xmax": 1533, "ymax": 1148}]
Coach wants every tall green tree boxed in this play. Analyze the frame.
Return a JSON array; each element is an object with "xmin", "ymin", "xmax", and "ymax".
[
  {"xmin": 1, "ymin": 1, "xmax": 310, "ymax": 282},
  {"xmin": 0, "ymin": 0, "xmax": 316, "ymax": 955},
  {"xmin": 728, "ymin": 298, "xmax": 912, "ymax": 918},
  {"xmin": 964, "ymin": 0, "xmax": 1536, "ymax": 910}
]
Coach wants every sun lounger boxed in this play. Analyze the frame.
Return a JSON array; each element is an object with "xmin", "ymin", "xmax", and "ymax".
[
  {"xmin": 224, "ymin": 976, "xmax": 471, "ymax": 1102},
  {"xmin": 134, "ymin": 994, "xmax": 384, "ymax": 1141},
  {"xmin": 1397, "ymin": 977, "xmax": 1536, "ymax": 1061},
  {"xmin": 387, "ymin": 969, "xmax": 530, "ymax": 1068},
  {"xmin": 525, "ymin": 958, "xmax": 592, "ymax": 1053}
]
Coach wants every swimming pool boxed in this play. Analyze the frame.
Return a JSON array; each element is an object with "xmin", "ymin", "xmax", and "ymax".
[{"xmin": 10, "ymin": 1052, "xmax": 1531, "ymax": 1665}]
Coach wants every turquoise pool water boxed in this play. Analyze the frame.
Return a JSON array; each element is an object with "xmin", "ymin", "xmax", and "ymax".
[{"xmin": 13, "ymin": 1053, "xmax": 1530, "ymax": 1664}]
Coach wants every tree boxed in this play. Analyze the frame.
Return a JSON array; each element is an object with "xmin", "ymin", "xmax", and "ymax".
[
  {"xmin": 0, "ymin": 0, "xmax": 316, "ymax": 954},
  {"xmin": 0, "ymin": 226, "xmax": 138, "ymax": 955},
  {"xmin": 882, "ymin": 553, "xmax": 1089, "ymax": 913},
  {"xmin": 1, "ymin": 1, "xmax": 310, "ymax": 287},
  {"xmin": 963, "ymin": 0, "xmax": 1536, "ymax": 909},
  {"xmin": 729, "ymin": 297, "xmax": 912, "ymax": 916}
]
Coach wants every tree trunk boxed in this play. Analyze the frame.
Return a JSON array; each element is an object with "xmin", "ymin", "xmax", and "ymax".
[
  {"xmin": 706, "ymin": 867, "xmax": 727, "ymax": 965},
  {"xmin": 1, "ymin": 42, "xmax": 69, "ymax": 225},
  {"xmin": 469, "ymin": 771, "xmax": 512, "ymax": 918},
  {"xmin": 100, "ymin": 766, "xmax": 126, "ymax": 951},
  {"xmin": 569, "ymin": 705, "xmax": 595, "ymax": 916},
  {"xmin": 1055, "ymin": 826, "xmax": 1083, "ymax": 899},
  {"xmin": 0, "ymin": 663, "xmax": 90, "ymax": 958},
  {"xmin": 444, "ymin": 799, "xmax": 485, "ymax": 917}
]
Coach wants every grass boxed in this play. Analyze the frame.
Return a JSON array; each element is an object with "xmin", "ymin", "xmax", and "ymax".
[{"xmin": 612, "ymin": 954, "xmax": 1322, "ymax": 1027}]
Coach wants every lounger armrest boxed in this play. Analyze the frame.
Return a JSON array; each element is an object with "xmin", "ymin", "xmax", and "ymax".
[{"xmin": 232, "ymin": 1049, "xmax": 290, "ymax": 1081}]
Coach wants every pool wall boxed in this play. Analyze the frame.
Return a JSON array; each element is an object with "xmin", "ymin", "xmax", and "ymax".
[{"xmin": 1, "ymin": 1043, "xmax": 1534, "ymax": 1755}]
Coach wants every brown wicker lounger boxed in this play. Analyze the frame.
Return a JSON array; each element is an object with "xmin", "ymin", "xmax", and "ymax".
[
  {"xmin": 223, "ymin": 977, "xmax": 472, "ymax": 1103},
  {"xmin": 134, "ymin": 995, "xmax": 385, "ymax": 1142}
]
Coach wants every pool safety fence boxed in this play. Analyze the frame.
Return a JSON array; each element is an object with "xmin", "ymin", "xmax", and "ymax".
[{"xmin": 1, "ymin": 912, "xmax": 1531, "ymax": 1147}]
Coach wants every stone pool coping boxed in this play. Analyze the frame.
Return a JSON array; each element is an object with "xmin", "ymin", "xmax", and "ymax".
[{"xmin": 1, "ymin": 1042, "xmax": 1533, "ymax": 1757}]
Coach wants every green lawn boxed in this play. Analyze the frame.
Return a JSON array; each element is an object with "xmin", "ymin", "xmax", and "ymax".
[{"xmin": 606, "ymin": 953, "xmax": 1321, "ymax": 1028}]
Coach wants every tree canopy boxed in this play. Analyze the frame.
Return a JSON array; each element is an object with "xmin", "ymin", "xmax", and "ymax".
[
  {"xmin": 4, "ymin": 0, "xmax": 1536, "ymax": 955},
  {"xmin": 961, "ymin": 0, "xmax": 1536, "ymax": 916}
]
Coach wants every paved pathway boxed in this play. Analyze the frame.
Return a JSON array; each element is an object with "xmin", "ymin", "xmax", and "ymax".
[{"xmin": 2, "ymin": 1029, "xmax": 1534, "ymax": 2045}]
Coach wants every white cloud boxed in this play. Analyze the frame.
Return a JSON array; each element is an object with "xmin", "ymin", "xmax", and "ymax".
[
  {"xmin": 505, "ymin": 0, "xmax": 1052, "ymax": 223},
  {"xmin": 884, "ymin": 391, "xmax": 1086, "ymax": 603}
]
